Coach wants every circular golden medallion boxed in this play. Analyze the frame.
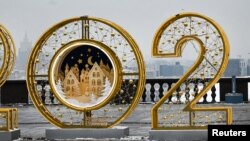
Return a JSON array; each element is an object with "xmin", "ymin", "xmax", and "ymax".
[{"xmin": 49, "ymin": 40, "xmax": 122, "ymax": 111}]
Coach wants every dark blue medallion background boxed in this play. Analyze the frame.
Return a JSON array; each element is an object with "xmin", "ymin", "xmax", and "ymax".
[{"xmin": 60, "ymin": 45, "xmax": 113, "ymax": 72}]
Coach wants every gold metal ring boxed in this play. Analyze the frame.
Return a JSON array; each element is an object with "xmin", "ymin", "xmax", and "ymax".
[
  {"xmin": 49, "ymin": 39, "xmax": 122, "ymax": 111},
  {"xmin": 26, "ymin": 16, "xmax": 145, "ymax": 128}
]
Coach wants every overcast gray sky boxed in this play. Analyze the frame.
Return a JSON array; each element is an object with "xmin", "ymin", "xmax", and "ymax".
[{"xmin": 0, "ymin": 0, "xmax": 250, "ymax": 61}]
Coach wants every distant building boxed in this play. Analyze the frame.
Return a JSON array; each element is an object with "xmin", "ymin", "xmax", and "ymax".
[
  {"xmin": 8, "ymin": 34, "xmax": 32, "ymax": 79},
  {"xmin": 239, "ymin": 59, "xmax": 247, "ymax": 76},
  {"xmin": 247, "ymin": 59, "xmax": 250, "ymax": 76},
  {"xmin": 146, "ymin": 70, "xmax": 156, "ymax": 78},
  {"xmin": 17, "ymin": 33, "xmax": 32, "ymax": 69},
  {"xmin": 145, "ymin": 63, "xmax": 158, "ymax": 78},
  {"xmin": 224, "ymin": 59, "xmax": 241, "ymax": 77},
  {"xmin": 159, "ymin": 62, "xmax": 184, "ymax": 77}
]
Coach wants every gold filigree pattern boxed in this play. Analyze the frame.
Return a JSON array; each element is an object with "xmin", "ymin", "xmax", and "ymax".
[
  {"xmin": 27, "ymin": 16, "xmax": 145, "ymax": 128},
  {"xmin": 151, "ymin": 12, "xmax": 232, "ymax": 129},
  {"xmin": 0, "ymin": 24, "xmax": 16, "ymax": 86}
]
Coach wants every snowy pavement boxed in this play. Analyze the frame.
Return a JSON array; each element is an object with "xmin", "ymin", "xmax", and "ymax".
[{"xmin": 1, "ymin": 103, "xmax": 249, "ymax": 140}]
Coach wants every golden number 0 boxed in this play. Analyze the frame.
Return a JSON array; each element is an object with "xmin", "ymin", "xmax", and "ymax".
[
  {"xmin": 26, "ymin": 16, "xmax": 145, "ymax": 128},
  {"xmin": 151, "ymin": 12, "xmax": 232, "ymax": 129}
]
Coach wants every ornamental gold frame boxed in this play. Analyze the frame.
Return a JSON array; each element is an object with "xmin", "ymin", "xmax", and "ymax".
[
  {"xmin": 26, "ymin": 16, "xmax": 146, "ymax": 128},
  {"xmin": 0, "ymin": 24, "xmax": 16, "ymax": 87},
  {"xmin": 0, "ymin": 25, "xmax": 17, "ymax": 131},
  {"xmin": 49, "ymin": 39, "xmax": 123, "ymax": 111},
  {"xmin": 151, "ymin": 12, "xmax": 232, "ymax": 130},
  {"xmin": 0, "ymin": 108, "xmax": 18, "ymax": 131}
]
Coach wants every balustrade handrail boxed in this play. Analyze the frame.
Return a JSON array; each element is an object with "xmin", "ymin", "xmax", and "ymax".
[{"xmin": 0, "ymin": 77, "xmax": 249, "ymax": 104}]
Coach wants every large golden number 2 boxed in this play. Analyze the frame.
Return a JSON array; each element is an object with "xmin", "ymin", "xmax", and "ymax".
[{"xmin": 151, "ymin": 13, "xmax": 232, "ymax": 129}]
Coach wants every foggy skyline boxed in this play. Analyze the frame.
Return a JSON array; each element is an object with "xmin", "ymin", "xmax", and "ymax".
[{"xmin": 1, "ymin": 0, "xmax": 250, "ymax": 61}]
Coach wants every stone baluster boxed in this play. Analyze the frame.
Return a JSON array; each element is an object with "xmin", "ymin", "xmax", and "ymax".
[
  {"xmin": 145, "ymin": 83, "xmax": 151, "ymax": 102},
  {"xmin": 154, "ymin": 83, "xmax": 160, "ymax": 102},
  {"xmin": 176, "ymin": 87, "xmax": 181, "ymax": 104},
  {"xmin": 45, "ymin": 84, "xmax": 51, "ymax": 104},
  {"xmin": 188, "ymin": 82, "xmax": 195, "ymax": 101},
  {"xmin": 185, "ymin": 83, "xmax": 190, "ymax": 103},
  {"xmin": 179, "ymin": 83, "xmax": 186, "ymax": 103},
  {"xmin": 162, "ymin": 83, "xmax": 169, "ymax": 103},
  {"xmin": 197, "ymin": 82, "xmax": 204, "ymax": 103},
  {"xmin": 169, "ymin": 83, "xmax": 175, "ymax": 103}
]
